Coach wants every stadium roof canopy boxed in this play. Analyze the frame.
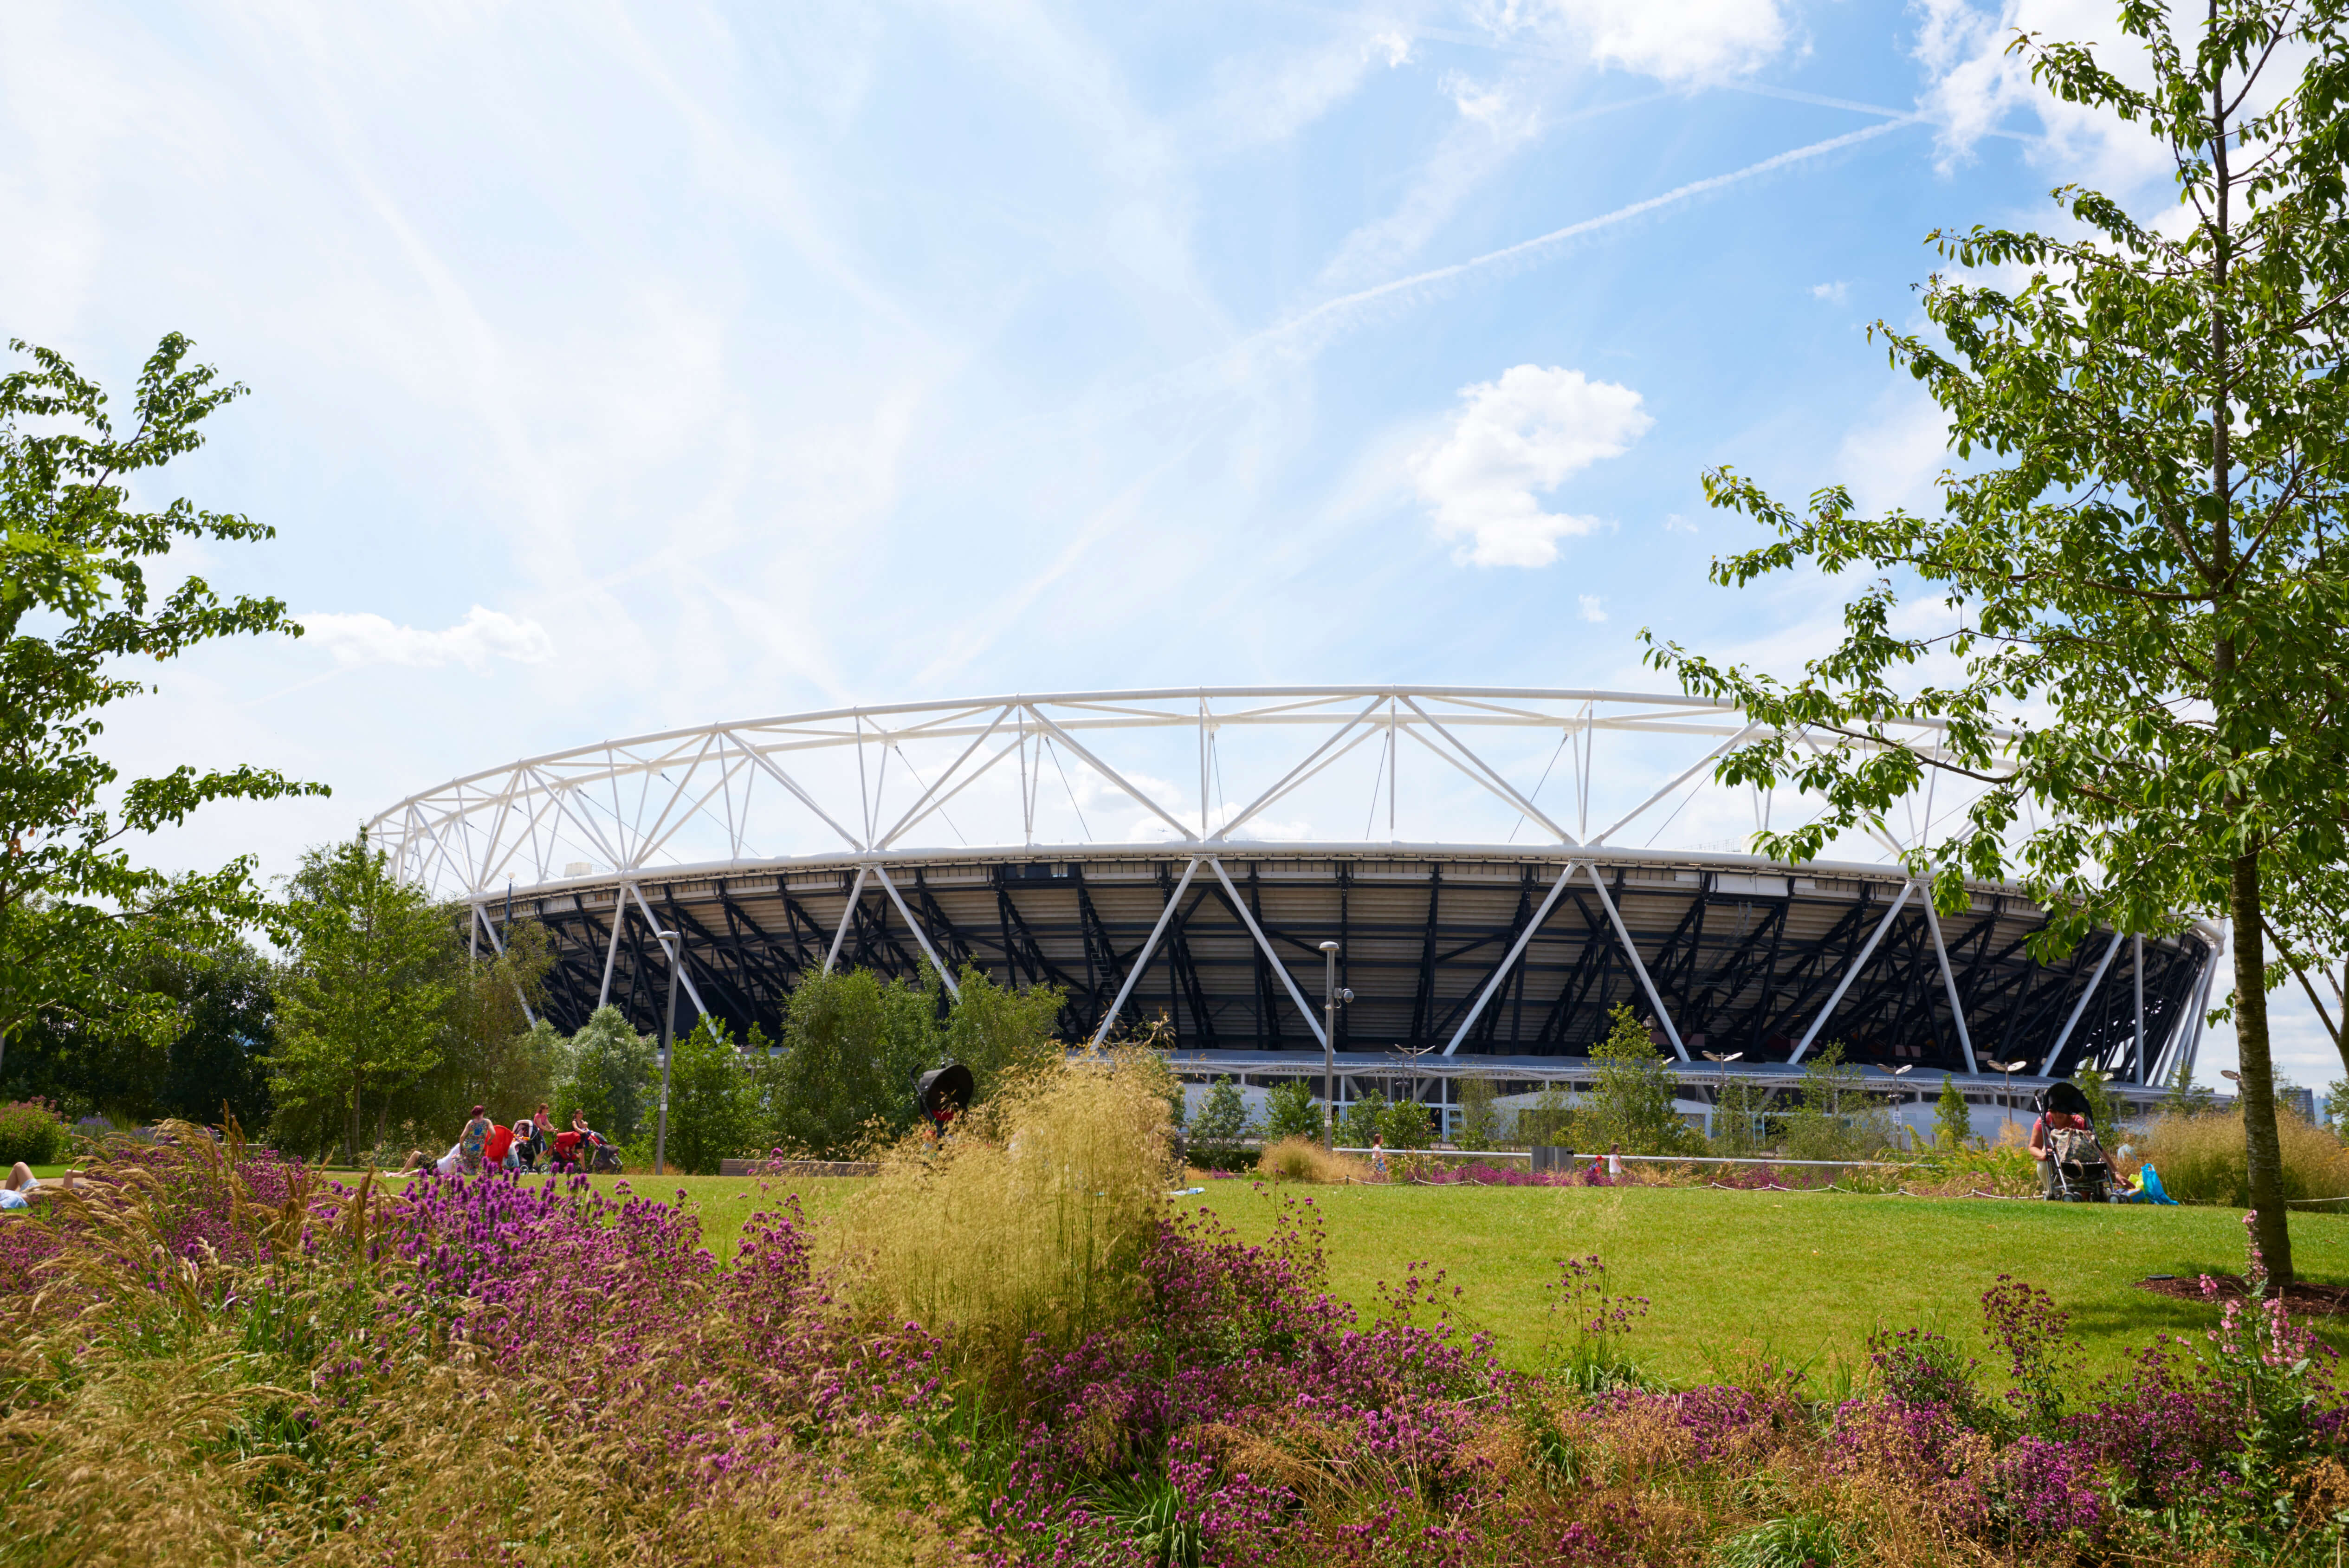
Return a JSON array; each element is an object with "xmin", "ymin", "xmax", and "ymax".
[{"xmin": 369, "ymin": 686, "xmax": 2219, "ymax": 1090}]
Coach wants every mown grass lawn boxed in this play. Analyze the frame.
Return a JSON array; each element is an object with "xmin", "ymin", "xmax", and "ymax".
[
  {"xmin": 298, "ymin": 1169, "xmax": 2349, "ymax": 1386},
  {"xmin": 1172, "ymin": 1181, "xmax": 2349, "ymax": 1382}
]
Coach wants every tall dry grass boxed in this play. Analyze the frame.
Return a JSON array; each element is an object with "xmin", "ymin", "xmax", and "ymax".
[
  {"xmin": 836, "ymin": 1049, "xmax": 1175, "ymax": 1380},
  {"xmin": 2140, "ymin": 1108, "xmax": 2349, "ymax": 1207},
  {"xmin": 1254, "ymin": 1135, "xmax": 1372, "ymax": 1184}
]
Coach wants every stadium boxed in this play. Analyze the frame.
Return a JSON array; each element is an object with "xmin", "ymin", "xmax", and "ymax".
[{"xmin": 367, "ymin": 686, "xmax": 2220, "ymax": 1138}]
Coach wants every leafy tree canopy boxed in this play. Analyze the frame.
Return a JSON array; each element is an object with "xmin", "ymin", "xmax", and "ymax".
[
  {"xmin": 1641, "ymin": 0, "xmax": 2349, "ymax": 1280},
  {"xmin": 0, "ymin": 335, "xmax": 323, "ymax": 1064}
]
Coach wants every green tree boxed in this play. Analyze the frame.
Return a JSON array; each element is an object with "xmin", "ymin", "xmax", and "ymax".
[
  {"xmin": 1456, "ymin": 1075, "xmax": 1504, "ymax": 1150},
  {"xmin": 1709, "ymin": 1075, "xmax": 1772, "ymax": 1155},
  {"xmin": 1379, "ymin": 1097, "xmax": 1433, "ymax": 1150},
  {"xmin": 1519, "ymin": 1082, "xmax": 1576, "ymax": 1147},
  {"xmin": 1782, "ymin": 1043, "xmax": 1892, "ymax": 1161},
  {"xmin": 663, "ymin": 1015, "xmax": 760, "ymax": 1174},
  {"xmin": 0, "ymin": 335, "xmax": 324, "ymax": 1076},
  {"xmin": 1191, "ymin": 1076, "xmax": 1252, "ymax": 1160},
  {"xmin": 2074, "ymin": 1067, "xmax": 2121, "ymax": 1142},
  {"xmin": 1340, "ymin": 1090, "xmax": 1388, "ymax": 1149},
  {"xmin": 557, "ymin": 1004, "xmax": 657, "ymax": 1144},
  {"xmin": 1581, "ymin": 1005, "xmax": 1701, "ymax": 1155},
  {"xmin": 408, "ymin": 919, "xmax": 556, "ymax": 1134},
  {"xmin": 2326, "ymin": 1078, "xmax": 2349, "ymax": 1137},
  {"xmin": 943, "ymin": 966, "xmax": 1065, "ymax": 1100},
  {"xmin": 1262, "ymin": 1078, "xmax": 1323, "ymax": 1141},
  {"xmin": 765, "ymin": 967, "xmax": 939, "ymax": 1154},
  {"xmin": 2164, "ymin": 1060, "xmax": 2220, "ymax": 1119},
  {"xmin": 271, "ymin": 835, "xmax": 457, "ymax": 1162},
  {"xmin": 1642, "ymin": 4, "xmax": 2349, "ymax": 1280},
  {"xmin": 1935, "ymin": 1074, "xmax": 1974, "ymax": 1151}
]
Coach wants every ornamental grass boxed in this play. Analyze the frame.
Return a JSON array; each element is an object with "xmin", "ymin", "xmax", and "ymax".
[
  {"xmin": 4, "ymin": 1073, "xmax": 2349, "ymax": 1566},
  {"xmin": 2140, "ymin": 1109, "xmax": 2349, "ymax": 1208}
]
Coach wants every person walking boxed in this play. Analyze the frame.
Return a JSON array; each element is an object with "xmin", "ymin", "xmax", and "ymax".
[
  {"xmin": 1370, "ymin": 1134, "xmax": 1387, "ymax": 1180},
  {"xmin": 1606, "ymin": 1142, "xmax": 1624, "ymax": 1180}
]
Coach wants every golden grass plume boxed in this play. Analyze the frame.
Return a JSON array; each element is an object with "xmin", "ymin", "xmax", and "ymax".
[{"xmin": 837, "ymin": 1048, "xmax": 1176, "ymax": 1379}]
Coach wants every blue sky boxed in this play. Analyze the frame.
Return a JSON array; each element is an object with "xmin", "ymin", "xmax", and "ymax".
[{"xmin": 1, "ymin": 0, "xmax": 2331, "ymax": 1088}]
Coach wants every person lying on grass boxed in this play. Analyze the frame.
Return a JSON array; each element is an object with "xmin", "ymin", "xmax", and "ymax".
[{"xmin": 0, "ymin": 1161, "xmax": 80, "ymax": 1210}]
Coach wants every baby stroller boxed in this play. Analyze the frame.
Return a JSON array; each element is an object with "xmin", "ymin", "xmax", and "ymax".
[
  {"xmin": 2037, "ymin": 1082, "xmax": 2113, "ymax": 1203},
  {"xmin": 585, "ymin": 1132, "xmax": 624, "ymax": 1174}
]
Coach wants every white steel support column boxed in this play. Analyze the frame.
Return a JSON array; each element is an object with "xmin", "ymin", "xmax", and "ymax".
[
  {"xmin": 824, "ymin": 867, "xmax": 869, "ymax": 974},
  {"xmin": 872, "ymin": 866, "xmax": 962, "ymax": 999},
  {"xmin": 597, "ymin": 894, "xmax": 626, "ymax": 1009},
  {"xmin": 1921, "ymin": 892, "xmax": 1978, "ymax": 1073},
  {"xmin": 469, "ymin": 904, "xmax": 540, "ymax": 1028},
  {"xmin": 1093, "ymin": 858, "xmax": 1201, "ymax": 1045},
  {"xmin": 628, "ymin": 882, "xmax": 710, "ymax": 1020},
  {"xmin": 1582, "ymin": 862, "xmax": 1689, "ymax": 1060},
  {"xmin": 2133, "ymin": 934, "xmax": 2146, "ymax": 1082},
  {"xmin": 1206, "ymin": 858, "xmax": 1327, "ymax": 1047},
  {"xmin": 1792, "ymin": 881, "xmax": 1916, "ymax": 1064},
  {"xmin": 1443, "ymin": 862, "xmax": 1579, "ymax": 1055},
  {"xmin": 2041, "ymin": 930, "xmax": 2125, "ymax": 1077}
]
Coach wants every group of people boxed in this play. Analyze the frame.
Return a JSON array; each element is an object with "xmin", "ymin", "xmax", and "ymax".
[{"xmin": 401, "ymin": 1103, "xmax": 621, "ymax": 1177}]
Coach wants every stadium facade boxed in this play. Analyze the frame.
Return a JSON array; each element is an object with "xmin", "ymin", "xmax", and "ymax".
[{"xmin": 369, "ymin": 687, "xmax": 2220, "ymax": 1127}]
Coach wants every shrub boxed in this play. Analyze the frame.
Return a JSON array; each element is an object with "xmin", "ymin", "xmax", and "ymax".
[
  {"xmin": 1189, "ymin": 1075, "xmax": 1252, "ymax": 1163},
  {"xmin": 1456, "ymin": 1074, "xmax": 1504, "ymax": 1148},
  {"xmin": 1262, "ymin": 1077, "xmax": 1323, "ymax": 1141},
  {"xmin": 0, "ymin": 1100, "xmax": 65, "ymax": 1165},
  {"xmin": 1255, "ymin": 1135, "xmax": 1371, "ymax": 1184},
  {"xmin": 2141, "ymin": 1108, "xmax": 2349, "ymax": 1205},
  {"xmin": 1380, "ymin": 1095, "xmax": 1433, "ymax": 1149}
]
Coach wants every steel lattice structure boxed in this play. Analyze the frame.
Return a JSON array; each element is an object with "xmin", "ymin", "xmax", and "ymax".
[{"xmin": 368, "ymin": 687, "xmax": 2219, "ymax": 1093}]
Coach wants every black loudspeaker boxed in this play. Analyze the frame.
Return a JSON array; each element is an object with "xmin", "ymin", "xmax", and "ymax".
[{"xmin": 917, "ymin": 1063, "xmax": 975, "ymax": 1125}]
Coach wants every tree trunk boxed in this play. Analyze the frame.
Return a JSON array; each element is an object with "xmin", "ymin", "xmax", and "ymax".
[{"xmin": 2230, "ymin": 853, "xmax": 2295, "ymax": 1284}]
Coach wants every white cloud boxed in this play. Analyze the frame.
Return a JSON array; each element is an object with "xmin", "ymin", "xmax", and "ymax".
[
  {"xmin": 1579, "ymin": 594, "xmax": 1608, "ymax": 622},
  {"xmin": 1482, "ymin": 0, "xmax": 1791, "ymax": 83},
  {"xmin": 1370, "ymin": 31, "xmax": 1413, "ymax": 68},
  {"xmin": 1910, "ymin": 0, "xmax": 2204, "ymax": 184},
  {"xmin": 301, "ymin": 606, "xmax": 556, "ymax": 672},
  {"xmin": 1442, "ymin": 71, "xmax": 1539, "ymax": 138},
  {"xmin": 1811, "ymin": 280, "xmax": 1847, "ymax": 302},
  {"xmin": 1411, "ymin": 364, "xmax": 1652, "ymax": 568},
  {"xmin": 1663, "ymin": 512, "xmax": 1698, "ymax": 533}
]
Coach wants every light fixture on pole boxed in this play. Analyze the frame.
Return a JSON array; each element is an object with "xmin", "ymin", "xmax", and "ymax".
[
  {"xmin": 1320, "ymin": 942, "xmax": 1340, "ymax": 1147},
  {"xmin": 1701, "ymin": 1050, "xmax": 1743, "ymax": 1140},
  {"xmin": 1986, "ymin": 1058, "xmax": 2025, "ymax": 1128},
  {"xmin": 654, "ymin": 928, "xmax": 680, "ymax": 1177}
]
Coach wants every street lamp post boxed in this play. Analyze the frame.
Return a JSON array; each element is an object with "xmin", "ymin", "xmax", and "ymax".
[
  {"xmin": 1320, "ymin": 941, "xmax": 1340, "ymax": 1147},
  {"xmin": 654, "ymin": 928, "xmax": 680, "ymax": 1177},
  {"xmin": 1701, "ymin": 1050, "xmax": 1743, "ymax": 1141},
  {"xmin": 1882, "ymin": 1063, "xmax": 1915, "ymax": 1147},
  {"xmin": 1986, "ymin": 1058, "xmax": 2025, "ymax": 1130}
]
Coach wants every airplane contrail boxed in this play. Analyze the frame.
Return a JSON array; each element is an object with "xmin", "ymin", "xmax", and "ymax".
[{"xmin": 1248, "ymin": 117, "xmax": 1915, "ymax": 360}]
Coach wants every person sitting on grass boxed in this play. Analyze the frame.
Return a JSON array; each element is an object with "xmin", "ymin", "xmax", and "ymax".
[
  {"xmin": 0, "ymin": 1162, "xmax": 78, "ymax": 1210},
  {"xmin": 399, "ymin": 1146, "xmax": 463, "ymax": 1176}
]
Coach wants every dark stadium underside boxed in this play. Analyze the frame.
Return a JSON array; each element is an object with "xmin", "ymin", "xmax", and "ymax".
[{"xmin": 505, "ymin": 850, "xmax": 2211, "ymax": 1083}]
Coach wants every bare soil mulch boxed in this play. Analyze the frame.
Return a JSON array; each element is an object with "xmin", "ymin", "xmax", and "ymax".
[{"xmin": 2136, "ymin": 1273, "xmax": 2349, "ymax": 1315}]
